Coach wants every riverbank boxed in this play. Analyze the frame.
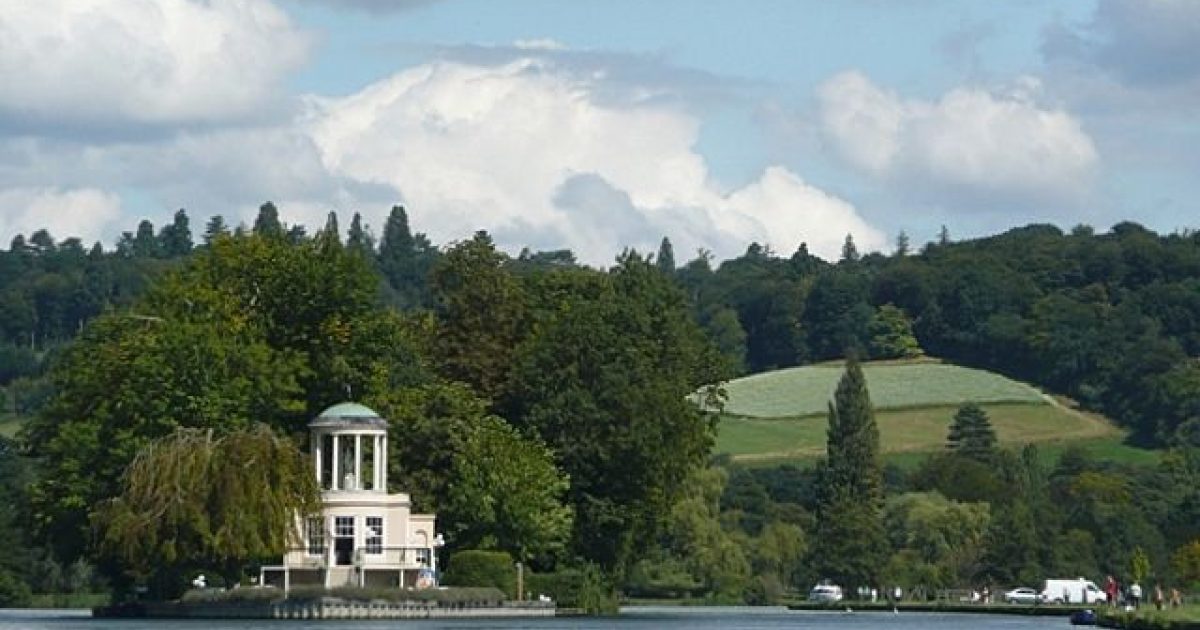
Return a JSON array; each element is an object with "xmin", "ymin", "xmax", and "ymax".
[
  {"xmin": 786, "ymin": 601, "xmax": 1075, "ymax": 616},
  {"xmin": 23, "ymin": 593, "xmax": 108, "ymax": 609},
  {"xmin": 94, "ymin": 597, "xmax": 555, "ymax": 620},
  {"xmin": 1097, "ymin": 604, "xmax": 1200, "ymax": 630},
  {"xmin": 92, "ymin": 586, "xmax": 557, "ymax": 620}
]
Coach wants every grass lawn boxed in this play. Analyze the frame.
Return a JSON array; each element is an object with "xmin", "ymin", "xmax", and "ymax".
[
  {"xmin": 720, "ymin": 360, "xmax": 1046, "ymax": 419},
  {"xmin": 1100, "ymin": 603, "xmax": 1200, "ymax": 627},
  {"xmin": 715, "ymin": 401, "xmax": 1150, "ymax": 466},
  {"xmin": 0, "ymin": 413, "xmax": 24, "ymax": 438}
]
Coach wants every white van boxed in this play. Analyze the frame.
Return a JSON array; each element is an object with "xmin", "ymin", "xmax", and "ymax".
[{"xmin": 1040, "ymin": 578, "xmax": 1106, "ymax": 604}]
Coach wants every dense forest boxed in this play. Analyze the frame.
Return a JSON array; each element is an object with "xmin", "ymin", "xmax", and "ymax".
[{"xmin": 0, "ymin": 204, "xmax": 1198, "ymax": 606}]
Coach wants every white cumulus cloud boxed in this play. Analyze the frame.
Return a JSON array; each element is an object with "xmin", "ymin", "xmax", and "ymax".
[
  {"xmin": 0, "ymin": 0, "xmax": 311, "ymax": 126},
  {"xmin": 0, "ymin": 187, "xmax": 124, "ymax": 245},
  {"xmin": 307, "ymin": 58, "xmax": 883, "ymax": 263},
  {"xmin": 818, "ymin": 71, "xmax": 1098, "ymax": 204}
]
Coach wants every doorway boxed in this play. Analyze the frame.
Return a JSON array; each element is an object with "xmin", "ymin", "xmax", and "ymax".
[{"xmin": 334, "ymin": 516, "xmax": 355, "ymax": 566}]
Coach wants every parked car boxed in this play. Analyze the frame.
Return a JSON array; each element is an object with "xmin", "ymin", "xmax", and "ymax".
[
  {"xmin": 808, "ymin": 583, "xmax": 844, "ymax": 602},
  {"xmin": 1004, "ymin": 587, "xmax": 1040, "ymax": 604}
]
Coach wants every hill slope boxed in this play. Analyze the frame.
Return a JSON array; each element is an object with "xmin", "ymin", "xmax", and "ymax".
[
  {"xmin": 720, "ymin": 360, "xmax": 1046, "ymax": 418},
  {"xmin": 713, "ymin": 359, "xmax": 1143, "ymax": 465}
]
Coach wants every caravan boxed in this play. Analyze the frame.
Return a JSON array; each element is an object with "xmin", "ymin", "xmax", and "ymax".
[{"xmin": 1040, "ymin": 578, "xmax": 1106, "ymax": 605}]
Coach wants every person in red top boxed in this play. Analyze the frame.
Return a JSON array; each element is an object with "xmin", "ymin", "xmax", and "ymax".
[{"xmin": 1104, "ymin": 576, "xmax": 1119, "ymax": 607}]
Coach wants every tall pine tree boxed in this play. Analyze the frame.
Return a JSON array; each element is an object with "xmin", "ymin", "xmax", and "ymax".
[
  {"xmin": 158, "ymin": 209, "xmax": 193, "ymax": 257},
  {"xmin": 252, "ymin": 202, "xmax": 284, "ymax": 240},
  {"xmin": 347, "ymin": 212, "xmax": 375, "ymax": 260},
  {"xmin": 656, "ymin": 236, "xmax": 676, "ymax": 274},
  {"xmin": 203, "ymin": 215, "xmax": 229, "ymax": 245},
  {"xmin": 379, "ymin": 205, "xmax": 437, "ymax": 309},
  {"xmin": 811, "ymin": 357, "xmax": 887, "ymax": 591}
]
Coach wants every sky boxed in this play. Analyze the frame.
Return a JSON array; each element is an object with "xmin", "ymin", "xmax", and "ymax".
[{"xmin": 1, "ymin": 0, "xmax": 1197, "ymax": 265}]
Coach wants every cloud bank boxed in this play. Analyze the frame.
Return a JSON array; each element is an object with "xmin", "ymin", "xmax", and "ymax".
[
  {"xmin": 818, "ymin": 71, "xmax": 1098, "ymax": 208},
  {"xmin": 0, "ymin": 0, "xmax": 310, "ymax": 127},
  {"xmin": 0, "ymin": 187, "xmax": 123, "ymax": 246},
  {"xmin": 0, "ymin": 0, "xmax": 885, "ymax": 264},
  {"xmin": 306, "ymin": 58, "xmax": 883, "ymax": 262},
  {"xmin": 816, "ymin": 72, "xmax": 1099, "ymax": 207}
]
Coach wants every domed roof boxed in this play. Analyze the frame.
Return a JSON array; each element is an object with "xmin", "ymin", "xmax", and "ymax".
[{"xmin": 310, "ymin": 402, "xmax": 387, "ymax": 428}]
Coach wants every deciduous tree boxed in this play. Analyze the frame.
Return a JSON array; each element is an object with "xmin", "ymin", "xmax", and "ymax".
[{"xmin": 93, "ymin": 425, "xmax": 320, "ymax": 596}]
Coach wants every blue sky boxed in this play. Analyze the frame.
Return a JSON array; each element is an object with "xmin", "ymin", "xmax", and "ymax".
[{"xmin": 0, "ymin": 0, "xmax": 1196, "ymax": 264}]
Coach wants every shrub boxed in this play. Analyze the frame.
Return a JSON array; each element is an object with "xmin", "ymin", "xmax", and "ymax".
[
  {"xmin": 0, "ymin": 570, "xmax": 32, "ymax": 607},
  {"xmin": 743, "ymin": 573, "xmax": 784, "ymax": 605},
  {"xmin": 526, "ymin": 565, "xmax": 616, "ymax": 614},
  {"xmin": 180, "ymin": 586, "xmax": 283, "ymax": 603},
  {"xmin": 440, "ymin": 550, "xmax": 516, "ymax": 598}
]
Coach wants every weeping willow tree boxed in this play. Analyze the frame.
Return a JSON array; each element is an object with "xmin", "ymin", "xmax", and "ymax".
[{"xmin": 94, "ymin": 425, "xmax": 321, "ymax": 595}]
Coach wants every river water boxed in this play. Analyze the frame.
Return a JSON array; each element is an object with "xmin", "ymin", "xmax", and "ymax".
[{"xmin": 0, "ymin": 607, "xmax": 1073, "ymax": 629}]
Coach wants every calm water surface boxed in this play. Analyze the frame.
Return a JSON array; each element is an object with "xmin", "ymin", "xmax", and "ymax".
[{"xmin": 0, "ymin": 607, "xmax": 1073, "ymax": 629}]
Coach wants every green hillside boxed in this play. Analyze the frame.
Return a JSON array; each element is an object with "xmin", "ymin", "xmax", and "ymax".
[
  {"xmin": 720, "ymin": 359, "xmax": 1046, "ymax": 418},
  {"xmin": 713, "ymin": 360, "xmax": 1149, "ymax": 465}
]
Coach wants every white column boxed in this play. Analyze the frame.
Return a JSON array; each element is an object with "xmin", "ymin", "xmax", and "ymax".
[
  {"xmin": 380, "ymin": 434, "xmax": 388, "ymax": 492},
  {"xmin": 314, "ymin": 435, "xmax": 323, "ymax": 486},
  {"xmin": 374, "ymin": 435, "xmax": 383, "ymax": 491},
  {"xmin": 331, "ymin": 435, "xmax": 339, "ymax": 491},
  {"xmin": 354, "ymin": 434, "xmax": 362, "ymax": 491}
]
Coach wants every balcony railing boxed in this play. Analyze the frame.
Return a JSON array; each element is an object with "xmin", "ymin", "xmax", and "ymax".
[{"xmin": 286, "ymin": 546, "xmax": 432, "ymax": 568}]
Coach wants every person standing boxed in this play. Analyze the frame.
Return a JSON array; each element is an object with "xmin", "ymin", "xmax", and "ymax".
[
  {"xmin": 1154, "ymin": 584, "xmax": 1164, "ymax": 611},
  {"xmin": 1105, "ymin": 576, "xmax": 1117, "ymax": 607},
  {"xmin": 1130, "ymin": 582, "xmax": 1143, "ymax": 609}
]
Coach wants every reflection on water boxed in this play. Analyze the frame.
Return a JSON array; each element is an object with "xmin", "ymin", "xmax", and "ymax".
[{"xmin": 0, "ymin": 607, "xmax": 1071, "ymax": 630}]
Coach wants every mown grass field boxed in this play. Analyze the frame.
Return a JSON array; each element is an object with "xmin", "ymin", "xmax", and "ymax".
[
  {"xmin": 720, "ymin": 360, "xmax": 1046, "ymax": 418},
  {"xmin": 714, "ymin": 359, "xmax": 1157, "ymax": 467}
]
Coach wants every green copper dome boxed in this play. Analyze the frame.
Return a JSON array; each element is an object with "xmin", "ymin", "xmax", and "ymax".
[{"xmin": 310, "ymin": 402, "xmax": 386, "ymax": 428}]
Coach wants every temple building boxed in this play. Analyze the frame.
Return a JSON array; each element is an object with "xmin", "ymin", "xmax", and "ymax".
[{"xmin": 261, "ymin": 403, "xmax": 441, "ymax": 591}]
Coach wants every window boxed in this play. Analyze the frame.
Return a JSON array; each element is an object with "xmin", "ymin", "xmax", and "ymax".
[
  {"xmin": 365, "ymin": 517, "xmax": 383, "ymax": 555},
  {"xmin": 335, "ymin": 516, "xmax": 354, "ymax": 537},
  {"xmin": 415, "ymin": 548, "xmax": 431, "ymax": 566},
  {"xmin": 306, "ymin": 517, "xmax": 325, "ymax": 556}
]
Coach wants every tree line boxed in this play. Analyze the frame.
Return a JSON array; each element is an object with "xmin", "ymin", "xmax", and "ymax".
[{"xmin": 0, "ymin": 204, "xmax": 1198, "ymax": 605}]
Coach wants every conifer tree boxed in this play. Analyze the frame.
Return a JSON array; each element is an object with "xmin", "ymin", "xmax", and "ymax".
[
  {"xmin": 824, "ymin": 357, "xmax": 882, "ymax": 501},
  {"xmin": 203, "ymin": 215, "xmax": 229, "ymax": 245},
  {"xmin": 318, "ymin": 212, "xmax": 341, "ymax": 249},
  {"xmin": 347, "ymin": 212, "xmax": 375, "ymax": 259},
  {"xmin": 252, "ymin": 202, "xmax": 284, "ymax": 240},
  {"xmin": 947, "ymin": 402, "xmax": 997, "ymax": 462},
  {"xmin": 379, "ymin": 205, "xmax": 437, "ymax": 309},
  {"xmin": 132, "ymin": 220, "xmax": 159, "ymax": 258},
  {"xmin": 895, "ymin": 230, "xmax": 910, "ymax": 256},
  {"xmin": 840, "ymin": 234, "xmax": 859, "ymax": 263},
  {"xmin": 811, "ymin": 357, "xmax": 886, "ymax": 590},
  {"xmin": 656, "ymin": 236, "xmax": 676, "ymax": 274},
  {"xmin": 158, "ymin": 209, "xmax": 193, "ymax": 258}
]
